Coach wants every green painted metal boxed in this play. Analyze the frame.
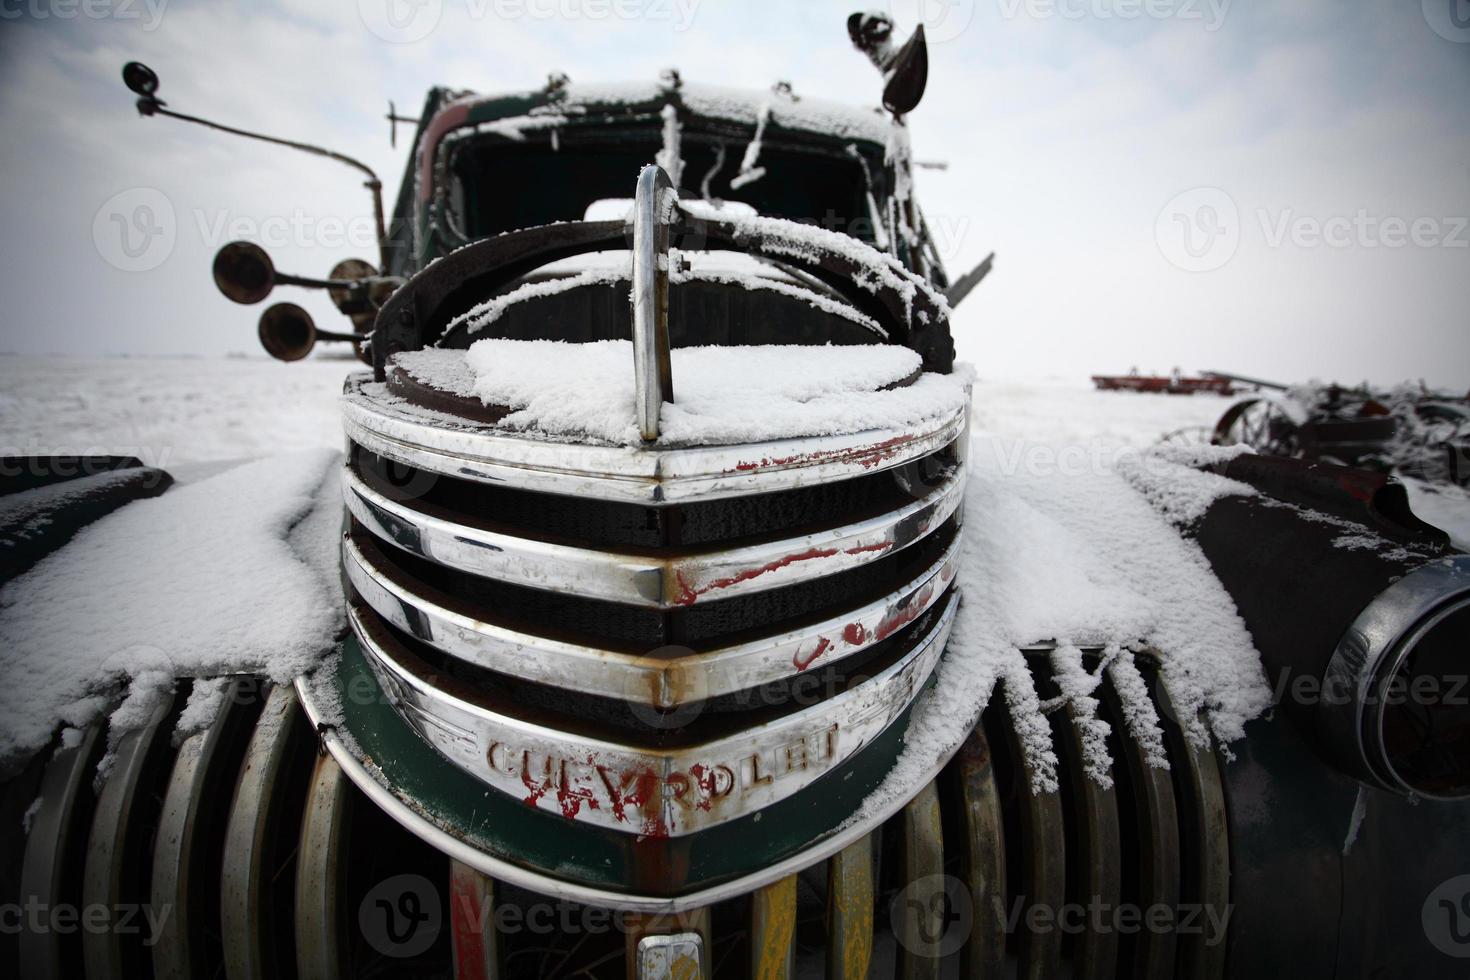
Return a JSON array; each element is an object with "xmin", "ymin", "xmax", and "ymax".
[{"xmin": 329, "ymin": 633, "xmax": 926, "ymax": 898}]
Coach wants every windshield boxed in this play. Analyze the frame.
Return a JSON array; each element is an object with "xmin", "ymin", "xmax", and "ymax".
[{"xmin": 446, "ymin": 126, "xmax": 881, "ymax": 244}]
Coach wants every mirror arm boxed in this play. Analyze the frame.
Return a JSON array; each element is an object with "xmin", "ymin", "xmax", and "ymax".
[{"xmin": 135, "ymin": 99, "xmax": 389, "ymax": 271}]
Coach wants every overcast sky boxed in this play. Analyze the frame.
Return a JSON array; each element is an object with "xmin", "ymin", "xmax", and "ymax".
[{"xmin": 1, "ymin": 0, "xmax": 1467, "ymax": 388}]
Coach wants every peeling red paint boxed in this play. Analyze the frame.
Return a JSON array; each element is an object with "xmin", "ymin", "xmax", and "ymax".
[
  {"xmin": 449, "ymin": 865, "xmax": 491, "ymax": 980},
  {"xmin": 793, "ymin": 636, "xmax": 832, "ymax": 671},
  {"xmin": 844, "ymin": 541, "xmax": 893, "ymax": 556},
  {"xmin": 843, "ymin": 623, "xmax": 868, "ymax": 646},
  {"xmin": 873, "ymin": 583, "xmax": 935, "ymax": 643},
  {"xmin": 674, "ymin": 547, "xmax": 840, "ymax": 606},
  {"xmin": 728, "ymin": 434, "xmax": 918, "ymax": 474},
  {"xmin": 521, "ymin": 757, "xmax": 549, "ymax": 808},
  {"xmin": 417, "ymin": 102, "xmax": 472, "ymax": 202}
]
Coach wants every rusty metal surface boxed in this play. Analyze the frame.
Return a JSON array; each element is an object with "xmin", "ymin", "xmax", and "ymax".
[
  {"xmin": 626, "ymin": 908, "xmax": 710, "ymax": 979},
  {"xmin": 341, "ymin": 374, "xmax": 968, "ymax": 506},
  {"xmin": 449, "ymin": 861, "xmax": 499, "ymax": 980},
  {"xmin": 1153, "ymin": 686, "xmax": 1230, "ymax": 980},
  {"xmin": 1050, "ymin": 697, "xmax": 1121, "ymax": 980},
  {"xmin": 220, "ymin": 684, "xmax": 313, "ymax": 980},
  {"xmin": 345, "ymin": 529, "xmax": 958, "ymax": 708},
  {"xmin": 81, "ymin": 701, "xmax": 172, "ymax": 980},
  {"xmin": 151, "ymin": 678, "xmax": 261, "ymax": 980},
  {"xmin": 342, "ymin": 457, "xmax": 963, "ymax": 610},
  {"xmin": 749, "ymin": 874, "xmax": 796, "ymax": 979},
  {"xmin": 897, "ymin": 779, "xmax": 944, "ymax": 980},
  {"xmin": 348, "ymin": 594, "xmax": 955, "ymax": 837},
  {"xmin": 1013, "ymin": 729, "xmax": 1064, "ymax": 980},
  {"xmin": 1099, "ymin": 673, "xmax": 1180, "ymax": 980},
  {"xmin": 826, "ymin": 835, "xmax": 874, "ymax": 980},
  {"xmin": 295, "ymin": 753, "xmax": 352, "ymax": 979},
  {"xmin": 952, "ymin": 729, "xmax": 1006, "ymax": 980},
  {"xmin": 17, "ymin": 725, "xmax": 102, "ymax": 980}
]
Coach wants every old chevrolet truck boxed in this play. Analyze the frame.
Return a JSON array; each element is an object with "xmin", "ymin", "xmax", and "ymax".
[{"xmin": 3, "ymin": 14, "xmax": 1470, "ymax": 980}]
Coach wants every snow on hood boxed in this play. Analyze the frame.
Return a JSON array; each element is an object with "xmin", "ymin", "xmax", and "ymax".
[
  {"xmin": 0, "ymin": 449, "xmax": 344, "ymax": 765},
  {"xmin": 393, "ymin": 342, "xmax": 969, "ymax": 447},
  {"xmin": 459, "ymin": 79, "xmax": 891, "ymax": 147},
  {"xmin": 845, "ymin": 434, "xmax": 1273, "ymax": 818}
]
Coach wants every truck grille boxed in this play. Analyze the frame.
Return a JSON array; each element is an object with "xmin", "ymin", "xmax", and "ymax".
[
  {"xmin": 336, "ymin": 373, "xmax": 968, "ymax": 840},
  {"xmin": 4, "ymin": 650, "xmax": 1230, "ymax": 978}
]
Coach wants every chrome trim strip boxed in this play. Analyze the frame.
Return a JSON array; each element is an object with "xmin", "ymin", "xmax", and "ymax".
[
  {"xmin": 636, "ymin": 934, "xmax": 707, "ymax": 979},
  {"xmin": 349, "ymin": 594, "xmax": 956, "ymax": 837},
  {"xmin": 294, "ymin": 638, "xmax": 973, "ymax": 913},
  {"xmin": 1321, "ymin": 554, "xmax": 1470, "ymax": 798},
  {"xmin": 344, "ymin": 463, "xmax": 963, "ymax": 608},
  {"xmin": 632, "ymin": 165, "xmax": 675, "ymax": 442},
  {"xmin": 342, "ymin": 375, "xmax": 967, "ymax": 505},
  {"xmin": 344, "ymin": 531, "xmax": 959, "ymax": 707}
]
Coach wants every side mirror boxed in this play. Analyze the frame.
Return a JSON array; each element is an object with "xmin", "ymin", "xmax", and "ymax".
[
  {"xmin": 882, "ymin": 23, "xmax": 928, "ymax": 116},
  {"xmin": 213, "ymin": 241, "xmax": 276, "ymax": 305},
  {"xmin": 328, "ymin": 258, "xmax": 379, "ymax": 329},
  {"xmin": 121, "ymin": 61, "xmax": 159, "ymax": 97},
  {"xmin": 847, "ymin": 13, "xmax": 928, "ymax": 117},
  {"xmin": 258, "ymin": 303, "xmax": 317, "ymax": 361}
]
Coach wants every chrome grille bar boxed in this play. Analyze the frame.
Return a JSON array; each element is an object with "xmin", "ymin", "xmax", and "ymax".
[
  {"xmin": 343, "ymin": 460, "xmax": 963, "ymax": 608},
  {"xmin": 348, "ymin": 594, "xmax": 957, "ymax": 837},
  {"xmin": 342, "ymin": 530, "xmax": 958, "ymax": 707},
  {"xmin": 341, "ymin": 375, "xmax": 967, "ymax": 505}
]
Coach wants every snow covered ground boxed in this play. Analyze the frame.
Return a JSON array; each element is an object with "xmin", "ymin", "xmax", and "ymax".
[{"xmin": 0, "ymin": 355, "xmax": 1224, "ymax": 463}]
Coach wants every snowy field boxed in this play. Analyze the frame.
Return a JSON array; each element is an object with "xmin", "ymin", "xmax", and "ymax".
[
  {"xmin": 0, "ymin": 354, "xmax": 1227, "ymax": 463},
  {"xmin": 1, "ymin": 353, "xmax": 1465, "ymax": 541}
]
